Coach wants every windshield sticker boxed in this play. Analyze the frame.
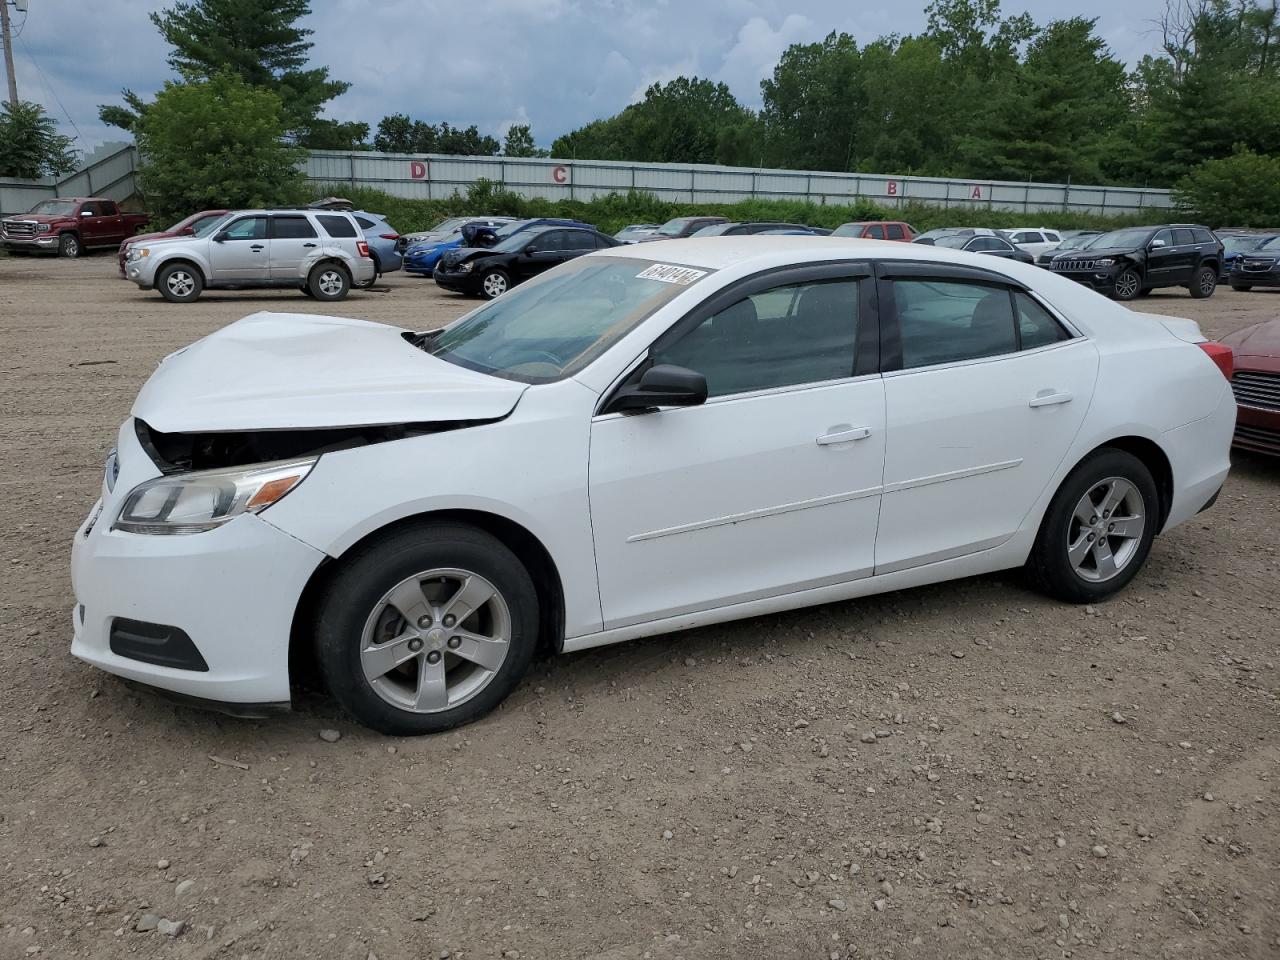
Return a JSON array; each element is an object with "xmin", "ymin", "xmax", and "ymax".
[{"xmin": 636, "ymin": 264, "xmax": 708, "ymax": 285}]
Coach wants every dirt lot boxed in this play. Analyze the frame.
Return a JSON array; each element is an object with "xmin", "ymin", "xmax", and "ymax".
[{"xmin": 1, "ymin": 253, "xmax": 1277, "ymax": 960}]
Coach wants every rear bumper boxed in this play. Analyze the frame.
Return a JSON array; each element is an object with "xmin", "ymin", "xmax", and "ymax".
[{"xmin": 1160, "ymin": 384, "xmax": 1236, "ymax": 532}]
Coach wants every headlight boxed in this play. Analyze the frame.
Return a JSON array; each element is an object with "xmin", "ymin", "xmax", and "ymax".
[
  {"xmin": 37, "ymin": 223, "xmax": 51, "ymax": 233},
  {"xmin": 128, "ymin": 247, "xmax": 149, "ymax": 261},
  {"xmin": 105, "ymin": 448, "xmax": 119, "ymax": 493},
  {"xmin": 457, "ymin": 261, "xmax": 474, "ymax": 273},
  {"xmin": 1093, "ymin": 258, "xmax": 1115, "ymax": 268},
  {"xmin": 113, "ymin": 458, "xmax": 316, "ymax": 535}
]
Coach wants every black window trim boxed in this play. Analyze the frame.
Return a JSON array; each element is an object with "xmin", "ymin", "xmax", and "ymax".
[
  {"xmin": 873, "ymin": 260, "xmax": 1078, "ymax": 373},
  {"xmin": 595, "ymin": 260, "xmax": 879, "ymax": 417}
]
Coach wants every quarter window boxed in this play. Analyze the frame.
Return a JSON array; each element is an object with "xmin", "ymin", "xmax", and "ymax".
[
  {"xmin": 355, "ymin": 216, "xmax": 376, "ymax": 230},
  {"xmin": 1014, "ymin": 292, "xmax": 1072, "ymax": 349},
  {"xmin": 317, "ymin": 215, "xmax": 358, "ymax": 238},
  {"xmin": 1173, "ymin": 228, "xmax": 1196, "ymax": 246},
  {"xmin": 222, "ymin": 216, "xmax": 267, "ymax": 241},
  {"xmin": 270, "ymin": 215, "xmax": 318, "ymax": 239},
  {"xmin": 563, "ymin": 231, "xmax": 596, "ymax": 252},
  {"xmin": 654, "ymin": 279, "xmax": 861, "ymax": 398},
  {"xmin": 867, "ymin": 224, "xmax": 885, "ymax": 239},
  {"xmin": 894, "ymin": 279, "xmax": 1017, "ymax": 369}
]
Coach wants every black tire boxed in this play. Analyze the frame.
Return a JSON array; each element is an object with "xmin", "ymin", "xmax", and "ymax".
[
  {"xmin": 308, "ymin": 262, "xmax": 351, "ymax": 301},
  {"xmin": 58, "ymin": 233, "xmax": 81, "ymax": 258},
  {"xmin": 1136, "ymin": 287, "xmax": 1152, "ymax": 297},
  {"xmin": 1188, "ymin": 265, "xmax": 1217, "ymax": 299},
  {"xmin": 300, "ymin": 284, "xmax": 315, "ymax": 298},
  {"xmin": 315, "ymin": 522, "xmax": 540, "ymax": 735},
  {"xmin": 1230, "ymin": 283, "xmax": 1253, "ymax": 292},
  {"xmin": 1111, "ymin": 268, "xmax": 1142, "ymax": 301},
  {"xmin": 479, "ymin": 268, "xmax": 510, "ymax": 300},
  {"xmin": 354, "ymin": 252, "xmax": 379, "ymax": 289},
  {"xmin": 156, "ymin": 262, "xmax": 204, "ymax": 303},
  {"xmin": 1026, "ymin": 449, "xmax": 1160, "ymax": 604}
]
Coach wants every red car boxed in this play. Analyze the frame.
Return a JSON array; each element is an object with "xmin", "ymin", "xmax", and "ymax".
[
  {"xmin": 2, "ymin": 198, "xmax": 150, "ymax": 258},
  {"xmin": 1221, "ymin": 319, "xmax": 1280, "ymax": 455},
  {"xmin": 831, "ymin": 220, "xmax": 917, "ymax": 241},
  {"xmin": 118, "ymin": 209, "xmax": 229, "ymax": 276}
]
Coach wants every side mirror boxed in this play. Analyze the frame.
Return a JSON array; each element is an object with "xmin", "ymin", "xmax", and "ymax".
[
  {"xmin": 1150, "ymin": 238, "xmax": 1166, "ymax": 248},
  {"xmin": 213, "ymin": 232, "xmax": 227, "ymax": 243},
  {"xmin": 605, "ymin": 364, "xmax": 708, "ymax": 415},
  {"xmin": 80, "ymin": 211, "xmax": 94, "ymax": 218},
  {"xmin": 179, "ymin": 226, "xmax": 195, "ymax": 235},
  {"xmin": 524, "ymin": 243, "xmax": 537, "ymax": 255}
]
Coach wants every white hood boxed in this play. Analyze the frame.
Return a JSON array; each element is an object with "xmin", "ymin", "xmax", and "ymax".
[{"xmin": 133, "ymin": 311, "xmax": 527, "ymax": 433}]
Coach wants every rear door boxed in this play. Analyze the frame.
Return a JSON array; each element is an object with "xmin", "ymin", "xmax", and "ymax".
[
  {"xmin": 96, "ymin": 200, "xmax": 125, "ymax": 243},
  {"xmin": 1170, "ymin": 228, "xmax": 1199, "ymax": 283},
  {"xmin": 873, "ymin": 264, "xmax": 1098, "ymax": 574},
  {"xmin": 885, "ymin": 223, "xmax": 906, "ymax": 241},
  {"xmin": 208, "ymin": 215, "xmax": 269, "ymax": 281},
  {"xmin": 268, "ymin": 214, "xmax": 321, "ymax": 280}
]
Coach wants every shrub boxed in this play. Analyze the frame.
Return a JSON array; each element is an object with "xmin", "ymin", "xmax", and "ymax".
[{"xmin": 1173, "ymin": 149, "xmax": 1280, "ymax": 228}]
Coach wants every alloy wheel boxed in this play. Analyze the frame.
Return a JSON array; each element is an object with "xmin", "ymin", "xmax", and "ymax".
[
  {"xmin": 482, "ymin": 272, "xmax": 507, "ymax": 297},
  {"xmin": 1114, "ymin": 271, "xmax": 1140, "ymax": 300},
  {"xmin": 1199, "ymin": 270, "xmax": 1216, "ymax": 295},
  {"xmin": 359, "ymin": 568, "xmax": 512, "ymax": 714},
  {"xmin": 1066, "ymin": 477, "xmax": 1146, "ymax": 583},
  {"xmin": 318, "ymin": 270, "xmax": 345, "ymax": 296},
  {"xmin": 166, "ymin": 270, "xmax": 195, "ymax": 297}
]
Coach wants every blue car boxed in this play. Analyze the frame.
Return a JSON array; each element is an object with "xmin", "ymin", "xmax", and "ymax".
[
  {"xmin": 1218, "ymin": 233, "xmax": 1277, "ymax": 280},
  {"xmin": 403, "ymin": 218, "xmax": 517, "ymax": 277},
  {"xmin": 352, "ymin": 210, "xmax": 403, "ymax": 278}
]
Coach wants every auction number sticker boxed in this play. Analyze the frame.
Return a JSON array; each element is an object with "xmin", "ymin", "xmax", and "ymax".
[{"xmin": 636, "ymin": 264, "xmax": 708, "ymax": 285}]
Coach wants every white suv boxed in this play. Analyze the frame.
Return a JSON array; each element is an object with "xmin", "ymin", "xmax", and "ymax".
[
  {"xmin": 125, "ymin": 209, "xmax": 376, "ymax": 303},
  {"xmin": 1003, "ymin": 228, "xmax": 1063, "ymax": 257}
]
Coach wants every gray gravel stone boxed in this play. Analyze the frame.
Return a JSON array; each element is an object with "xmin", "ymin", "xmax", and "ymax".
[{"xmin": 318, "ymin": 729, "xmax": 341, "ymax": 743}]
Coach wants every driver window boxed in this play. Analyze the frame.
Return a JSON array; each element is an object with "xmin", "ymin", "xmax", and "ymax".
[
  {"xmin": 1151, "ymin": 229, "xmax": 1173, "ymax": 247},
  {"xmin": 529, "ymin": 231, "xmax": 563, "ymax": 253},
  {"xmin": 653, "ymin": 279, "xmax": 861, "ymax": 398},
  {"xmin": 223, "ymin": 217, "xmax": 267, "ymax": 241}
]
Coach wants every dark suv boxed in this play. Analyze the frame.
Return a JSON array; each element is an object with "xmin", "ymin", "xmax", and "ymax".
[{"xmin": 1046, "ymin": 225, "xmax": 1222, "ymax": 301}]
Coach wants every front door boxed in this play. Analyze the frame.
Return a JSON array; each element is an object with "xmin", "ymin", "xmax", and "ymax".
[
  {"xmin": 268, "ymin": 214, "xmax": 320, "ymax": 280},
  {"xmin": 1145, "ymin": 228, "xmax": 1180, "ymax": 285},
  {"xmin": 515, "ymin": 230, "xmax": 573, "ymax": 282},
  {"xmin": 208, "ymin": 215, "xmax": 269, "ymax": 281},
  {"xmin": 589, "ymin": 266, "xmax": 886, "ymax": 630},
  {"xmin": 873, "ymin": 267, "xmax": 1098, "ymax": 574}
]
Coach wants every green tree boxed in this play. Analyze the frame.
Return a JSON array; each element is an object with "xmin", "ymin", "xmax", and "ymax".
[
  {"xmin": 760, "ymin": 32, "xmax": 864, "ymax": 170},
  {"xmin": 436, "ymin": 123, "xmax": 500, "ymax": 156},
  {"xmin": 1173, "ymin": 147, "xmax": 1280, "ymax": 225},
  {"xmin": 503, "ymin": 123, "xmax": 543, "ymax": 157},
  {"xmin": 100, "ymin": 0, "xmax": 350, "ymax": 148},
  {"xmin": 135, "ymin": 73, "xmax": 305, "ymax": 223},
  {"xmin": 0, "ymin": 101, "xmax": 78, "ymax": 178},
  {"xmin": 373, "ymin": 113, "xmax": 437, "ymax": 153}
]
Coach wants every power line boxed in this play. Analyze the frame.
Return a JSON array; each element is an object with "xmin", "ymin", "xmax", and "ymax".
[{"xmin": 16, "ymin": 35, "xmax": 85, "ymax": 143}]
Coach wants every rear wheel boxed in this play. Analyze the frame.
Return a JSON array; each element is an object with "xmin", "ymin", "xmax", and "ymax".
[
  {"xmin": 1112, "ymin": 268, "xmax": 1141, "ymax": 301},
  {"xmin": 480, "ymin": 268, "xmax": 510, "ymax": 299},
  {"xmin": 354, "ymin": 252, "xmax": 379, "ymax": 289},
  {"xmin": 1189, "ymin": 265, "xmax": 1217, "ymax": 299},
  {"xmin": 156, "ymin": 263, "xmax": 203, "ymax": 303},
  {"xmin": 308, "ymin": 263, "xmax": 351, "ymax": 301},
  {"xmin": 58, "ymin": 233, "xmax": 80, "ymax": 258},
  {"xmin": 315, "ymin": 522, "xmax": 539, "ymax": 735},
  {"xmin": 1026, "ymin": 449, "xmax": 1159, "ymax": 604}
]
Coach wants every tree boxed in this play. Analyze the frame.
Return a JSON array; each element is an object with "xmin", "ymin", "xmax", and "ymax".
[
  {"xmin": 760, "ymin": 33, "xmax": 863, "ymax": 170},
  {"xmin": 373, "ymin": 113, "xmax": 436, "ymax": 153},
  {"xmin": 101, "ymin": 0, "xmax": 350, "ymax": 148},
  {"xmin": 1173, "ymin": 148, "xmax": 1280, "ymax": 225},
  {"xmin": 0, "ymin": 101, "xmax": 78, "ymax": 178},
  {"xmin": 503, "ymin": 123, "xmax": 544, "ymax": 157},
  {"xmin": 134, "ymin": 73, "xmax": 306, "ymax": 223},
  {"xmin": 436, "ymin": 123, "xmax": 500, "ymax": 156}
]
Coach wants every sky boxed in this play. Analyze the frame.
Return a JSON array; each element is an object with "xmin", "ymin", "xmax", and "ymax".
[{"xmin": 7, "ymin": 0, "xmax": 1171, "ymax": 156}]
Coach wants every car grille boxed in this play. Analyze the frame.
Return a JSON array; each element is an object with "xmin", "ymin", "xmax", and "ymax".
[
  {"xmin": 1233, "ymin": 423, "xmax": 1280, "ymax": 454},
  {"xmin": 1240, "ymin": 258, "xmax": 1276, "ymax": 272},
  {"xmin": 2, "ymin": 219, "xmax": 37, "ymax": 239},
  {"xmin": 1231, "ymin": 371, "xmax": 1280, "ymax": 411},
  {"xmin": 1052, "ymin": 259, "xmax": 1096, "ymax": 271}
]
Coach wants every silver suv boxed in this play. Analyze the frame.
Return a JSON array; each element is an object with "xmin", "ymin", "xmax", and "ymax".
[{"xmin": 125, "ymin": 209, "xmax": 377, "ymax": 303}]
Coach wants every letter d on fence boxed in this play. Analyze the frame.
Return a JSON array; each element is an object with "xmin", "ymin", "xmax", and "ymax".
[{"xmin": 409, "ymin": 161, "xmax": 427, "ymax": 180}]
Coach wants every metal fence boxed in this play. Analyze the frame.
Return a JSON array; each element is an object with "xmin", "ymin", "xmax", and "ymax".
[
  {"xmin": 0, "ymin": 143, "xmax": 138, "ymax": 215},
  {"xmin": 2, "ymin": 143, "xmax": 1173, "ymax": 218},
  {"xmin": 306, "ymin": 150, "xmax": 1173, "ymax": 217}
]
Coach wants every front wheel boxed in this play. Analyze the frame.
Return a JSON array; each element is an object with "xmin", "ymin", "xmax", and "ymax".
[
  {"xmin": 1188, "ymin": 265, "xmax": 1217, "ymax": 299},
  {"xmin": 59, "ymin": 233, "xmax": 80, "ymax": 258},
  {"xmin": 479, "ymin": 268, "xmax": 510, "ymax": 299},
  {"xmin": 1111, "ymin": 268, "xmax": 1141, "ymax": 301},
  {"xmin": 308, "ymin": 263, "xmax": 351, "ymax": 301},
  {"xmin": 315, "ymin": 522, "xmax": 539, "ymax": 735},
  {"xmin": 1026, "ymin": 449, "xmax": 1159, "ymax": 604},
  {"xmin": 156, "ymin": 263, "xmax": 203, "ymax": 303}
]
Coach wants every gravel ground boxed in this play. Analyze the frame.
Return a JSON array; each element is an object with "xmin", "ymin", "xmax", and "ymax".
[{"xmin": 1, "ymin": 253, "xmax": 1277, "ymax": 960}]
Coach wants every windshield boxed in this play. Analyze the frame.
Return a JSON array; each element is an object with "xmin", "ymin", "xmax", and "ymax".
[
  {"xmin": 192, "ymin": 213, "xmax": 228, "ymax": 236},
  {"xmin": 1258, "ymin": 235, "xmax": 1280, "ymax": 251},
  {"xmin": 428, "ymin": 257, "xmax": 713, "ymax": 383},
  {"xmin": 28, "ymin": 200, "xmax": 78, "ymax": 217},
  {"xmin": 1089, "ymin": 228, "xmax": 1154, "ymax": 249},
  {"xmin": 656, "ymin": 218, "xmax": 699, "ymax": 237},
  {"xmin": 690, "ymin": 223, "xmax": 734, "ymax": 237},
  {"xmin": 429, "ymin": 217, "xmax": 465, "ymax": 234},
  {"xmin": 1221, "ymin": 235, "xmax": 1264, "ymax": 254},
  {"xmin": 1058, "ymin": 234, "xmax": 1096, "ymax": 250},
  {"xmin": 933, "ymin": 235, "xmax": 972, "ymax": 249}
]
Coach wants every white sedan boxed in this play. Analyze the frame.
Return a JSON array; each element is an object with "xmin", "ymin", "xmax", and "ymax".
[{"xmin": 71, "ymin": 238, "xmax": 1236, "ymax": 734}]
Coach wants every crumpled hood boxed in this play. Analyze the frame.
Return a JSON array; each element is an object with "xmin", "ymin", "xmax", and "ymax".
[
  {"xmin": 132, "ymin": 311, "xmax": 527, "ymax": 433},
  {"xmin": 1221, "ymin": 319, "xmax": 1280, "ymax": 358}
]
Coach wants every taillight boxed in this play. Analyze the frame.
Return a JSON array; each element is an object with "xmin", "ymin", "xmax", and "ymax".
[
  {"xmin": 357, "ymin": 240, "xmax": 370, "ymax": 258},
  {"xmin": 1198, "ymin": 341, "xmax": 1234, "ymax": 380},
  {"xmin": 380, "ymin": 233, "xmax": 399, "ymax": 240}
]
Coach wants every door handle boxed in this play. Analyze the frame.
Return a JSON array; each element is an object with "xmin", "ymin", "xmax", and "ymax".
[
  {"xmin": 250, "ymin": 244, "xmax": 265, "ymax": 251},
  {"xmin": 303, "ymin": 242, "xmax": 317, "ymax": 248},
  {"xmin": 1029, "ymin": 390, "xmax": 1073, "ymax": 408},
  {"xmin": 816, "ymin": 426, "xmax": 872, "ymax": 445}
]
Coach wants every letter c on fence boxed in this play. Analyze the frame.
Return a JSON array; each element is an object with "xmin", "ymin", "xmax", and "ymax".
[
  {"xmin": 409, "ymin": 161, "xmax": 427, "ymax": 180},
  {"xmin": 552, "ymin": 165, "xmax": 568, "ymax": 184},
  {"xmin": 886, "ymin": 181, "xmax": 898, "ymax": 196}
]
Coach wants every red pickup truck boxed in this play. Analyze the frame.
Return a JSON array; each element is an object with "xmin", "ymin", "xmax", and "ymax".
[{"xmin": 1, "ymin": 197, "xmax": 151, "ymax": 257}]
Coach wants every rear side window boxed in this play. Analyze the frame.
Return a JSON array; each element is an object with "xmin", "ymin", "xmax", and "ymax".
[
  {"xmin": 886, "ymin": 224, "xmax": 905, "ymax": 240},
  {"xmin": 270, "ymin": 215, "xmax": 318, "ymax": 239},
  {"xmin": 1192, "ymin": 228, "xmax": 1215, "ymax": 244},
  {"xmin": 866, "ymin": 224, "xmax": 885, "ymax": 239},
  {"xmin": 317, "ymin": 214, "xmax": 358, "ymax": 238},
  {"xmin": 894, "ymin": 279, "xmax": 1017, "ymax": 369},
  {"xmin": 1044, "ymin": 231, "xmax": 1060, "ymax": 242},
  {"xmin": 98, "ymin": 201, "xmax": 118, "ymax": 215},
  {"xmin": 1173, "ymin": 228, "xmax": 1196, "ymax": 246},
  {"xmin": 355, "ymin": 216, "xmax": 377, "ymax": 230},
  {"xmin": 969, "ymin": 237, "xmax": 1005, "ymax": 252},
  {"xmin": 1015, "ymin": 292, "xmax": 1072, "ymax": 349},
  {"xmin": 563, "ymin": 231, "xmax": 596, "ymax": 252}
]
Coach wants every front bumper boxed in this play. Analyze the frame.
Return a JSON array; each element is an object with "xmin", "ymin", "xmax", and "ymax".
[
  {"xmin": 2, "ymin": 235, "xmax": 58, "ymax": 252},
  {"xmin": 1229, "ymin": 267, "xmax": 1280, "ymax": 287},
  {"xmin": 433, "ymin": 265, "xmax": 480, "ymax": 293},
  {"xmin": 1052, "ymin": 268, "xmax": 1120, "ymax": 293},
  {"xmin": 71, "ymin": 496, "xmax": 326, "ymax": 707}
]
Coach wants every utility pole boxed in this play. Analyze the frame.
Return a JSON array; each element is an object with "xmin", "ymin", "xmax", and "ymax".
[{"xmin": 1, "ymin": 0, "xmax": 18, "ymax": 107}]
